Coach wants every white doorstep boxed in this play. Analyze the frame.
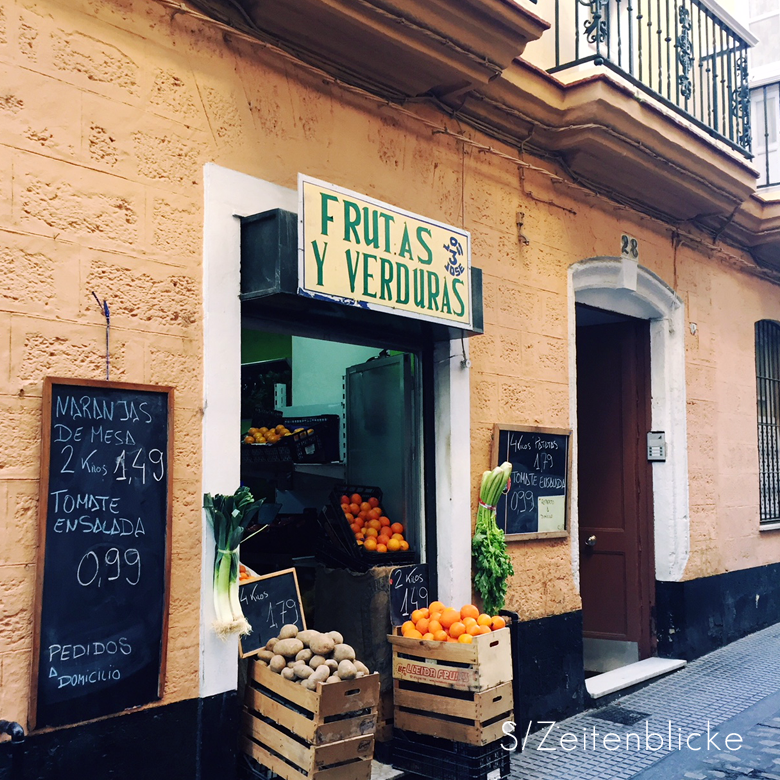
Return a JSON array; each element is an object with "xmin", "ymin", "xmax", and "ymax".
[{"xmin": 586, "ymin": 657, "xmax": 687, "ymax": 699}]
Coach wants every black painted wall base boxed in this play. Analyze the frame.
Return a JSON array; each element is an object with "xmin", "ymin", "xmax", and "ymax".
[
  {"xmin": 656, "ymin": 562, "xmax": 780, "ymax": 661},
  {"xmin": 0, "ymin": 691, "xmax": 239, "ymax": 780},
  {"xmin": 514, "ymin": 610, "xmax": 586, "ymax": 733}
]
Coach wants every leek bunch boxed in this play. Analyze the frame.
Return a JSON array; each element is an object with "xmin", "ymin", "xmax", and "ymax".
[
  {"xmin": 204, "ymin": 487, "xmax": 263, "ymax": 639},
  {"xmin": 472, "ymin": 462, "xmax": 514, "ymax": 615}
]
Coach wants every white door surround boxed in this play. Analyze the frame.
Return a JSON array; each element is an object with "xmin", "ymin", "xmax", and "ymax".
[{"xmin": 568, "ymin": 257, "xmax": 690, "ymax": 588}]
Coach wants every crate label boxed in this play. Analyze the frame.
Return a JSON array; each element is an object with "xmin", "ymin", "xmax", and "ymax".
[
  {"xmin": 424, "ymin": 658, "xmax": 436, "ymax": 665},
  {"xmin": 487, "ymin": 770, "xmax": 501, "ymax": 780},
  {"xmin": 395, "ymin": 659, "xmax": 474, "ymax": 686}
]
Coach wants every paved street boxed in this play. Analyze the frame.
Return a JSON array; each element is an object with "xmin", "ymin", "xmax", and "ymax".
[{"xmin": 510, "ymin": 622, "xmax": 780, "ymax": 780}]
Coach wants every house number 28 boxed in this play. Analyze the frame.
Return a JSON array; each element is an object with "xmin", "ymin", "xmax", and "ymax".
[{"xmin": 621, "ymin": 234, "xmax": 639, "ymax": 259}]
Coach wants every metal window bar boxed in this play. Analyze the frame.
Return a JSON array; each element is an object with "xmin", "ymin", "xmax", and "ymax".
[
  {"xmin": 552, "ymin": 0, "xmax": 751, "ymax": 154},
  {"xmin": 756, "ymin": 321, "xmax": 780, "ymax": 524},
  {"xmin": 752, "ymin": 82, "xmax": 780, "ymax": 188}
]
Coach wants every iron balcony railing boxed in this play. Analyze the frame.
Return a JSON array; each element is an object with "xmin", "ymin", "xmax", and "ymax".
[
  {"xmin": 550, "ymin": 0, "xmax": 752, "ymax": 154},
  {"xmin": 752, "ymin": 82, "xmax": 780, "ymax": 188}
]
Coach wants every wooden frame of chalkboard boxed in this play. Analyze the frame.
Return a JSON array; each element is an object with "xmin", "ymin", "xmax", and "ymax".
[
  {"xmin": 238, "ymin": 568, "xmax": 307, "ymax": 658},
  {"xmin": 30, "ymin": 377, "xmax": 174, "ymax": 731},
  {"xmin": 490, "ymin": 424, "xmax": 572, "ymax": 542}
]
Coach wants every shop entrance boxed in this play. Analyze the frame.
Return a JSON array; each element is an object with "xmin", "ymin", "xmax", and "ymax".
[{"xmin": 576, "ymin": 304, "xmax": 655, "ymax": 675}]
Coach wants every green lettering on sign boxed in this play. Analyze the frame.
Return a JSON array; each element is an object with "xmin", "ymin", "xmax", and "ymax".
[
  {"xmin": 311, "ymin": 240, "xmax": 328, "ymax": 286},
  {"xmin": 343, "ymin": 200, "xmax": 361, "ymax": 244},
  {"xmin": 396, "ymin": 262, "xmax": 410, "ymax": 304},
  {"xmin": 345, "ymin": 249, "xmax": 360, "ymax": 293},
  {"xmin": 380, "ymin": 257, "xmax": 393, "ymax": 301},
  {"xmin": 416, "ymin": 227, "xmax": 433, "ymax": 264},
  {"xmin": 320, "ymin": 193, "xmax": 338, "ymax": 236},
  {"xmin": 362, "ymin": 253, "xmax": 377, "ymax": 298}
]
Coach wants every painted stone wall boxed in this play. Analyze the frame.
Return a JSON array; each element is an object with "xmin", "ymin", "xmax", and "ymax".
[{"xmin": 1, "ymin": 0, "xmax": 779, "ymax": 728}]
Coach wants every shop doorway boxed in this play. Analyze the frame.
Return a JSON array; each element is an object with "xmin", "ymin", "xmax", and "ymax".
[{"xmin": 576, "ymin": 304, "xmax": 655, "ymax": 675}]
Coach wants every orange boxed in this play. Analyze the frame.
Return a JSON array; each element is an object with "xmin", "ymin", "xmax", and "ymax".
[
  {"xmin": 340, "ymin": 495, "xmax": 350, "ymax": 505},
  {"xmin": 446, "ymin": 636, "xmax": 458, "ymax": 642},
  {"xmin": 463, "ymin": 617, "xmax": 477, "ymax": 628},
  {"xmin": 354, "ymin": 518, "xmax": 364, "ymax": 528},
  {"xmin": 368, "ymin": 519, "xmax": 382, "ymax": 531},
  {"xmin": 365, "ymin": 528, "xmax": 378, "ymax": 538},
  {"xmin": 350, "ymin": 523, "xmax": 361, "ymax": 534},
  {"xmin": 416, "ymin": 618, "xmax": 430, "ymax": 634},
  {"xmin": 387, "ymin": 539, "xmax": 401, "ymax": 552},
  {"xmin": 399, "ymin": 540, "xmax": 410, "ymax": 551},
  {"xmin": 364, "ymin": 538, "xmax": 377, "ymax": 551},
  {"xmin": 341, "ymin": 502, "xmax": 350, "ymax": 513},
  {"xmin": 360, "ymin": 502, "xmax": 371, "ymax": 513},
  {"xmin": 427, "ymin": 619, "xmax": 443, "ymax": 635},
  {"xmin": 380, "ymin": 516, "xmax": 391, "ymax": 527},
  {"xmin": 349, "ymin": 503, "xmax": 361, "ymax": 515},
  {"xmin": 458, "ymin": 633, "xmax": 473, "ymax": 643},
  {"xmin": 467, "ymin": 624, "xmax": 481, "ymax": 636},
  {"xmin": 422, "ymin": 633, "xmax": 434, "ymax": 640},
  {"xmin": 492, "ymin": 616, "xmax": 507, "ymax": 630},
  {"xmin": 376, "ymin": 543, "xmax": 387, "ymax": 553},
  {"xmin": 378, "ymin": 535, "xmax": 391, "ymax": 546},
  {"xmin": 368, "ymin": 497, "xmax": 380, "ymax": 508},
  {"xmin": 410, "ymin": 609, "xmax": 425, "ymax": 624},
  {"xmin": 429, "ymin": 601, "xmax": 445, "ymax": 614},
  {"xmin": 367, "ymin": 509, "xmax": 380, "ymax": 521},
  {"xmin": 406, "ymin": 629, "xmax": 423, "ymax": 639},
  {"xmin": 477, "ymin": 625, "xmax": 492, "ymax": 635},
  {"xmin": 449, "ymin": 621, "xmax": 466, "ymax": 638},
  {"xmin": 429, "ymin": 612, "xmax": 442, "ymax": 624},
  {"xmin": 390, "ymin": 522, "xmax": 404, "ymax": 535},
  {"xmin": 358, "ymin": 511, "xmax": 369, "ymax": 520},
  {"xmin": 401, "ymin": 621, "xmax": 415, "ymax": 635},
  {"xmin": 373, "ymin": 507, "xmax": 383, "ymax": 517},
  {"xmin": 440, "ymin": 608, "xmax": 461, "ymax": 629},
  {"xmin": 477, "ymin": 613, "xmax": 492, "ymax": 627},
  {"xmin": 345, "ymin": 513, "xmax": 354, "ymax": 522},
  {"xmin": 391, "ymin": 533, "xmax": 404, "ymax": 541},
  {"xmin": 461, "ymin": 604, "xmax": 480, "ymax": 621},
  {"xmin": 350, "ymin": 493, "xmax": 362, "ymax": 505},
  {"xmin": 433, "ymin": 630, "xmax": 448, "ymax": 642}
]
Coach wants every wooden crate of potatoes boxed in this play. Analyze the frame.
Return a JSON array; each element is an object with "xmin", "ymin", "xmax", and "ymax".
[{"xmin": 243, "ymin": 659, "xmax": 380, "ymax": 780}]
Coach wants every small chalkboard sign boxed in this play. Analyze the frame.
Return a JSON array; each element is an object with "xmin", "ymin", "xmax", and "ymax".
[
  {"xmin": 31, "ymin": 378, "xmax": 173, "ymax": 730},
  {"xmin": 390, "ymin": 564, "xmax": 430, "ymax": 627},
  {"xmin": 238, "ymin": 568, "xmax": 306, "ymax": 658},
  {"xmin": 491, "ymin": 424, "xmax": 571, "ymax": 540}
]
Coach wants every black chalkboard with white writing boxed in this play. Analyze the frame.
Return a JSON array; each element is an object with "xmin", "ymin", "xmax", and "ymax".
[
  {"xmin": 491, "ymin": 425, "xmax": 571, "ymax": 538},
  {"xmin": 238, "ymin": 568, "xmax": 306, "ymax": 658},
  {"xmin": 32, "ymin": 378, "xmax": 173, "ymax": 729},
  {"xmin": 389, "ymin": 564, "xmax": 430, "ymax": 627}
]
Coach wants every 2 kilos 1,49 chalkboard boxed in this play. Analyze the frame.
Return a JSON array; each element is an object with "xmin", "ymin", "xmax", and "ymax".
[
  {"xmin": 31, "ymin": 378, "xmax": 173, "ymax": 730},
  {"xmin": 491, "ymin": 424, "xmax": 571, "ymax": 540}
]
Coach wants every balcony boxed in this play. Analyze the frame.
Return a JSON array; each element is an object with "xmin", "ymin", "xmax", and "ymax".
[
  {"xmin": 753, "ymin": 82, "xmax": 780, "ymax": 188},
  {"xmin": 549, "ymin": 0, "xmax": 753, "ymax": 154}
]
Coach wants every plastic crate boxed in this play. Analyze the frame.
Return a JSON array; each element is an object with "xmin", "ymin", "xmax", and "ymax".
[
  {"xmin": 330, "ymin": 485, "xmax": 417, "ymax": 567},
  {"xmin": 392, "ymin": 730, "xmax": 511, "ymax": 780},
  {"xmin": 242, "ymin": 428, "xmax": 325, "ymax": 464},
  {"xmin": 284, "ymin": 415, "xmax": 340, "ymax": 462}
]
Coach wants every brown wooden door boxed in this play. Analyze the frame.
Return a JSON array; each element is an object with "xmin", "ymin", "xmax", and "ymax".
[{"xmin": 577, "ymin": 318, "xmax": 655, "ymax": 659}]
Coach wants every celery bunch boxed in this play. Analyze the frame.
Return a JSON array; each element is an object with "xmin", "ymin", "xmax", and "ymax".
[
  {"xmin": 472, "ymin": 462, "xmax": 514, "ymax": 615},
  {"xmin": 204, "ymin": 487, "xmax": 263, "ymax": 639}
]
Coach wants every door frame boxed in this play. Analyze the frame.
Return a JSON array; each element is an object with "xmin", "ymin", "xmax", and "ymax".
[{"xmin": 568, "ymin": 257, "xmax": 690, "ymax": 637}]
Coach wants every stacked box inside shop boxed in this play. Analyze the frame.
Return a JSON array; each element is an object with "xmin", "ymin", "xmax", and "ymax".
[
  {"xmin": 242, "ymin": 659, "xmax": 380, "ymax": 780},
  {"xmin": 388, "ymin": 625, "xmax": 514, "ymax": 779}
]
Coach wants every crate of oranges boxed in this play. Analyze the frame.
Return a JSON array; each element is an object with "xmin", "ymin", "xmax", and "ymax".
[
  {"xmin": 388, "ymin": 603, "xmax": 513, "ymax": 745},
  {"xmin": 330, "ymin": 486, "xmax": 415, "ymax": 566}
]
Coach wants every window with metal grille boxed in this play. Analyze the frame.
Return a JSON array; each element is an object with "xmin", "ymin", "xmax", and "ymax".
[{"xmin": 756, "ymin": 320, "xmax": 780, "ymax": 525}]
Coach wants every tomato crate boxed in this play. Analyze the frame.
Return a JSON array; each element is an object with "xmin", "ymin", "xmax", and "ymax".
[
  {"xmin": 242, "ymin": 659, "xmax": 380, "ymax": 780},
  {"xmin": 393, "ymin": 678, "xmax": 513, "ymax": 745},
  {"xmin": 392, "ymin": 729, "xmax": 511, "ymax": 780},
  {"xmin": 388, "ymin": 626, "xmax": 513, "ymax": 692}
]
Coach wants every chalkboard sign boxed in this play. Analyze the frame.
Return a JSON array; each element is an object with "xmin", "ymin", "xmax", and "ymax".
[
  {"xmin": 238, "ymin": 568, "xmax": 306, "ymax": 658},
  {"xmin": 491, "ymin": 424, "xmax": 571, "ymax": 540},
  {"xmin": 31, "ymin": 378, "xmax": 173, "ymax": 729},
  {"xmin": 390, "ymin": 564, "xmax": 430, "ymax": 627}
]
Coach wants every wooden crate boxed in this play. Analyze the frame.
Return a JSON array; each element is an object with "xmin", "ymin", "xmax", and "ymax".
[
  {"xmin": 242, "ymin": 660, "xmax": 380, "ymax": 780},
  {"xmin": 388, "ymin": 627, "xmax": 512, "ymax": 692},
  {"xmin": 393, "ymin": 679, "xmax": 513, "ymax": 746},
  {"xmin": 375, "ymin": 688, "xmax": 394, "ymax": 743}
]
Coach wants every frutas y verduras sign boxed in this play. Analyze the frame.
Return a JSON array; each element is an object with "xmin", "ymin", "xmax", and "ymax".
[{"xmin": 298, "ymin": 175, "xmax": 472, "ymax": 328}]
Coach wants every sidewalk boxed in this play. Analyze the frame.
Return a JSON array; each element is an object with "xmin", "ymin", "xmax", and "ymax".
[{"xmin": 510, "ymin": 621, "xmax": 780, "ymax": 780}]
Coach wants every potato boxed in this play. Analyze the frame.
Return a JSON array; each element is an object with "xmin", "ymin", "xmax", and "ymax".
[
  {"xmin": 278, "ymin": 624, "xmax": 299, "ymax": 640},
  {"xmin": 265, "ymin": 638, "xmax": 278, "ymax": 652},
  {"xmin": 256, "ymin": 650, "xmax": 275, "ymax": 664},
  {"xmin": 309, "ymin": 634, "xmax": 336, "ymax": 656},
  {"xmin": 296, "ymin": 648, "xmax": 313, "ymax": 663},
  {"xmin": 274, "ymin": 638, "xmax": 304, "ymax": 658},
  {"xmin": 326, "ymin": 675, "xmax": 341, "ymax": 684},
  {"xmin": 269, "ymin": 655, "xmax": 286, "ymax": 674},
  {"xmin": 294, "ymin": 664, "xmax": 313, "ymax": 680},
  {"xmin": 354, "ymin": 661, "xmax": 369, "ymax": 675},
  {"xmin": 301, "ymin": 679, "xmax": 318, "ymax": 690},
  {"xmin": 256, "ymin": 659, "xmax": 268, "ymax": 666},
  {"xmin": 337, "ymin": 660, "xmax": 357, "ymax": 680},
  {"xmin": 281, "ymin": 667, "xmax": 296, "ymax": 681},
  {"xmin": 356, "ymin": 671, "xmax": 365, "ymax": 678},
  {"xmin": 325, "ymin": 659, "xmax": 338, "ymax": 672},
  {"xmin": 297, "ymin": 630, "xmax": 320, "ymax": 647},
  {"xmin": 287, "ymin": 660, "xmax": 297, "ymax": 668},
  {"xmin": 327, "ymin": 631, "xmax": 344, "ymax": 645},
  {"xmin": 332, "ymin": 644, "xmax": 356, "ymax": 663},
  {"xmin": 310, "ymin": 665, "xmax": 330, "ymax": 684}
]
